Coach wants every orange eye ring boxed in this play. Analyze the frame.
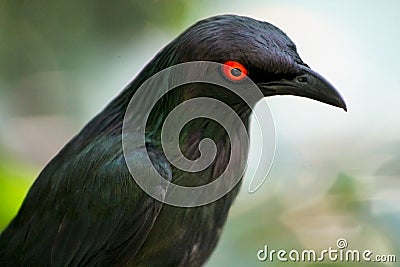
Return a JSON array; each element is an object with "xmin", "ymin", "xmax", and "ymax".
[{"xmin": 222, "ymin": 61, "xmax": 248, "ymax": 81}]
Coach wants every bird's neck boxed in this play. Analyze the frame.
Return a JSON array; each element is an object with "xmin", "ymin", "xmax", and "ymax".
[
  {"xmin": 145, "ymin": 86, "xmax": 253, "ymax": 148},
  {"xmin": 144, "ymin": 89, "xmax": 252, "ymax": 187}
]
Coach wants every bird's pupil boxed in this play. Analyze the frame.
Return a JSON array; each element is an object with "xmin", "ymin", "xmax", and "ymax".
[{"xmin": 231, "ymin": 68, "xmax": 242, "ymax": 77}]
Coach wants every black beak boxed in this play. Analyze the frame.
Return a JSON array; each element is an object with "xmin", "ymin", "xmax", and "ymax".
[{"xmin": 258, "ymin": 65, "xmax": 347, "ymax": 111}]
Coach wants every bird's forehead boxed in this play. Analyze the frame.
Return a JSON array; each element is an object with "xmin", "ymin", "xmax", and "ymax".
[{"xmin": 179, "ymin": 15, "xmax": 302, "ymax": 71}]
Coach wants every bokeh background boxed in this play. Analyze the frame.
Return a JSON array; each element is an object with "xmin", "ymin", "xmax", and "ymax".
[{"xmin": 1, "ymin": 0, "xmax": 399, "ymax": 266}]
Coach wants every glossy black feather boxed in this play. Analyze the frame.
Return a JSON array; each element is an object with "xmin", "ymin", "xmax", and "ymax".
[{"xmin": 0, "ymin": 137, "xmax": 171, "ymax": 266}]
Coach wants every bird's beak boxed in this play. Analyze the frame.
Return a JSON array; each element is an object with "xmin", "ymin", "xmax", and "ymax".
[{"xmin": 258, "ymin": 65, "xmax": 347, "ymax": 111}]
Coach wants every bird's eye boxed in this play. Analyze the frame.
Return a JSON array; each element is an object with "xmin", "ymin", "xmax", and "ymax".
[{"xmin": 222, "ymin": 61, "xmax": 248, "ymax": 82}]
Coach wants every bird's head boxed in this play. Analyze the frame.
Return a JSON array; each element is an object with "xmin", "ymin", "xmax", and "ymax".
[
  {"xmin": 151, "ymin": 14, "xmax": 346, "ymax": 111},
  {"xmin": 114, "ymin": 14, "xmax": 346, "ymax": 139}
]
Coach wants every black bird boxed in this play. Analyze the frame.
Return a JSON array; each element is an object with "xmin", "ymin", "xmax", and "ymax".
[{"xmin": 0, "ymin": 15, "xmax": 346, "ymax": 266}]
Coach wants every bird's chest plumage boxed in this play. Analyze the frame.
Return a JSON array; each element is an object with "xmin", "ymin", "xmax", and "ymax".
[
  {"xmin": 131, "ymin": 131, "xmax": 246, "ymax": 266},
  {"xmin": 131, "ymin": 184, "xmax": 241, "ymax": 267}
]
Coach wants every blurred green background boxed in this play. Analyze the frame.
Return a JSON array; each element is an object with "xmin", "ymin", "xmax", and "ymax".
[{"xmin": 0, "ymin": 0, "xmax": 399, "ymax": 266}]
